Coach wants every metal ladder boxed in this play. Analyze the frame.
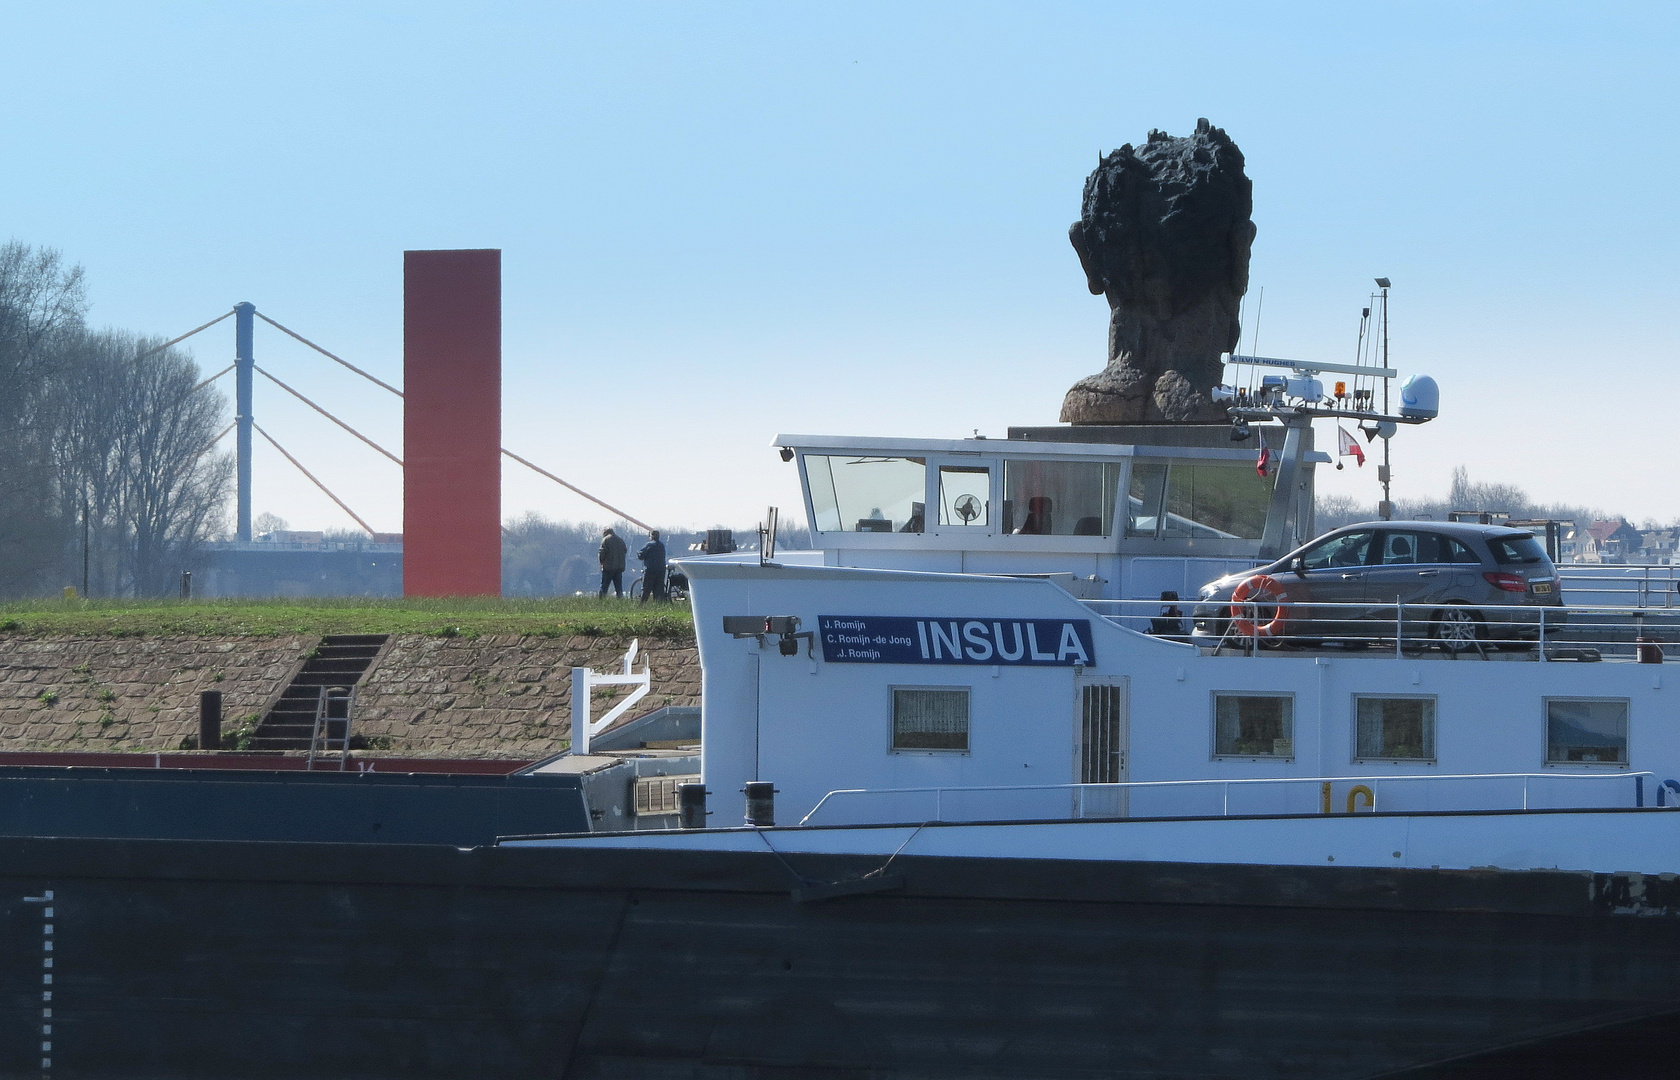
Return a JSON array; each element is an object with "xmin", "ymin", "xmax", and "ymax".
[{"xmin": 306, "ymin": 684, "xmax": 356, "ymax": 771}]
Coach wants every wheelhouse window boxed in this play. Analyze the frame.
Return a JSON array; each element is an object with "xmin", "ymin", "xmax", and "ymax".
[
  {"xmin": 937, "ymin": 466, "xmax": 990, "ymax": 528},
  {"xmin": 892, "ymin": 687, "xmax": 970, "ymax": 752},
  {"xmin": 1003, "ymin": 460, "xmax": 1118, "ymax": 536},
  {"xmin": 1125, "ymin": 463, "xmax": 1167, "ymax": 537},
  {"xmin": 1214, "ymin": 693, "xmax": 1293, "ymax": 758},
  {"xmin": 1546, "ymin": 699, "xmax": 1628, "ymax": 765},
  {"xmin": 805, "ymin": 455, "xmax": 925, "ymax": 534},
  {"xmin": 1161, "ymin": 464, "xmax": 1272, "ymax": 539},
  {"xmin": 1354, "ymin": 696, "xmax": 1436, "ymax": 761}
]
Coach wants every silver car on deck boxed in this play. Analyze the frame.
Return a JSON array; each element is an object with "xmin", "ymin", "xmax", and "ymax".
[{"xmin": 1191, "ymin": 521, "xmax": 1566, "ymax": 652}]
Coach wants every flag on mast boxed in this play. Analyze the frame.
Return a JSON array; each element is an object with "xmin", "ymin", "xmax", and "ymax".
[
  {"xmin": 1256, "ymin": 447, "xmax": 1272, "ymax": 478},
  {"xmin": 1338, "ymin": 426, "xmax": 1366, "ymax": 466}
]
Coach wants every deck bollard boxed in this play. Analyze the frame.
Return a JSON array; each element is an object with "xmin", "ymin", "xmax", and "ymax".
[
  {"xmin": 679, "ymin": 783, "xmax": 709, "ymax": 829},
  {"xmin": 199, "ymin": 690, "xmax": 222, "ymax": 751},
  {"xmin": 1636, "ymin": 637, "xmax": 1664, "ymax": 664},
  {"xmin": 743, "ymin": 781, "xmax": 777, "ymax": 827}
]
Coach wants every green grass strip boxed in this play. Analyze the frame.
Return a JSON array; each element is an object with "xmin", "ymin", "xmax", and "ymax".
[{"xmin": 0, "ymin": 596, "xmax": 694, "ymax": 639}]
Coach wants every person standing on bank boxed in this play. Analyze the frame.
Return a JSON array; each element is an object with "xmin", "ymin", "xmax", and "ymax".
[
  {"xmin": 598, "ymin": 527, "xmax": 627, "ymax": 598},
  {"xmin": 638, "ymin": 529, "xmax": 668, "ymax": 603}
]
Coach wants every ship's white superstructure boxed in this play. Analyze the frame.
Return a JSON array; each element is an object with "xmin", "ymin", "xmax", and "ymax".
[{"xmin": 511, "ymin": 351, "xmax": 1680, "ymax": 876}]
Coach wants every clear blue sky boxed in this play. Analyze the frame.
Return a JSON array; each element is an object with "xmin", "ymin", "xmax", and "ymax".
[{"xmin": 3, "ymin": 1, "xmax": 1676, "ymax": 532}]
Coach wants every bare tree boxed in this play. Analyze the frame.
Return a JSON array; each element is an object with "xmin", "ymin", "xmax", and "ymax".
[
  {"xmin": 0, "ymin": 243, "xmax": 86, "ymax": 594},
  {"xmin": 47, "ymin": 329, "xmax": 231, "ymax": 596},
  {"xmin": 115, "ymin": 338, "xmax": 232, "ymax": 593},
  {"xmin": 0, "ymin": 242, "xmax": 85, "ymax": 398}
]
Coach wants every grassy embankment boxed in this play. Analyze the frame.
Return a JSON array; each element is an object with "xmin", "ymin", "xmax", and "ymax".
[{"xmin": 0, "ymin": 596, "xmax": 693, "ymax": 639}]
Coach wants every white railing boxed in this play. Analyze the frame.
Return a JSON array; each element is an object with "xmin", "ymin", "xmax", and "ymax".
[
  {"xmin": 1555, "ymin": 564, "xmax": 1680, "ymax": 609},
  {"xmin": 798, "ymin": 771, "xmax": 1661, "ymax": 827},
  {"xmin": 1084, "ymin": 597, "xmax": 1677, "ymax": 662},
  {"xmin": 570, "ymin": 639, "xmax": 651, "ymax": 756}
]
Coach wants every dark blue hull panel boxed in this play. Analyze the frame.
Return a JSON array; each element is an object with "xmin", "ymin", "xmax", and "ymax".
[
  {"xmin": 1, "ymin": 837, "xmax": 1678, "ymax": 1078},
  {"xmin": 0, "ymin": 766, "xmax": 590, "ymax": 846}
]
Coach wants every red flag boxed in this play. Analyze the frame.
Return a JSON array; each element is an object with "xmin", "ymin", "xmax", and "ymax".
[
  {"xmin": 1338, "ymin": 426, "xmax": 1366, "ymax": 466},
  {"xmin": 1256, "ymin": 447, "xmax": 1272, "ymax": 477}
]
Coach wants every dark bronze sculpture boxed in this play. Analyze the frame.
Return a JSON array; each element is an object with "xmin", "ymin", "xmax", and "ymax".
[{"xmin": 1061, "ymin": 118, "xmax": 1256, "ymax": 423}]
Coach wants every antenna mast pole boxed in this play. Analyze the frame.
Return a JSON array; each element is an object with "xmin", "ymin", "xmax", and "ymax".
[{"xmin": 1378, "ymin": 280, "xmax": 1392, "ymax": 520}]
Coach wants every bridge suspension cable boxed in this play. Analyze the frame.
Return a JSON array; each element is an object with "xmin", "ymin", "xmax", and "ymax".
[
  {"xmin": 194, "ymin": 422, "xmax": 236, "ymax": 459},
  {"xmin": 252, "ymin": 422, "xmax": 377, "ymax": 537},
  {"xmin": 158, "ymin": 306, "xmax": 658, "ymax": 533},
  {"xmin": 256, "ymin": 308, "xmax": 655, "ymax": 528},
  {"xmin": 255, "ymin": 364, "xmax": 402, "ymax": 466},
  {"xmin": 137, "ymin": 309, "xmax": 235, "ymax": 361},
  {"xmin": 192, "ymin": 363, "xmax": 234, "ymax": 393},
  {"xmin": 500, "ymin": 449, "xmax": 653, "ymax": 532},
  {"xmin": 254, "ymin": 312, "xmax": 404, "ymax": 398}
]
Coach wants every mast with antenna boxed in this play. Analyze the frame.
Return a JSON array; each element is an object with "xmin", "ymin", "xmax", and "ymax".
[
  {"xmin": 1214, "ymin": 274, "xmax": 1435, "ymax": 558},
  {"xmin": 1376, "ymin": 277, "xmax": 1392, "ymax": 520}
]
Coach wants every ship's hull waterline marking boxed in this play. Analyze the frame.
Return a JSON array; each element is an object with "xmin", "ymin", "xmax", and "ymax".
[{"xmin": 23, "ymin": 890, "xmax": 54, "ymax": 1076}]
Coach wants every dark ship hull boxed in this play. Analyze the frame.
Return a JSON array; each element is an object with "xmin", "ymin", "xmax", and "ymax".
[{"xmin": 4, "ymin": 833, "xmax": 1679, "ymax": 1080}]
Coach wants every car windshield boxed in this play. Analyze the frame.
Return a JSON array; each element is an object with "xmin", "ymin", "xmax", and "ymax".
[{"xmin": 1490, "ymin": 535, "xmax": 1547, "ymax": 565}]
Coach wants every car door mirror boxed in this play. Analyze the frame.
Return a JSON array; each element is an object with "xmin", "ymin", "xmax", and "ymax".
[{"xmin": 1290, "ymin": 556, "xmax": 1307, "ymax": 578}]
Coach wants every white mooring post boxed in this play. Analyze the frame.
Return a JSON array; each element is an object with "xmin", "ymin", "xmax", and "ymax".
[{"xmin": 570, "ymin": 638, "xmax": 652, "ymax": 756}]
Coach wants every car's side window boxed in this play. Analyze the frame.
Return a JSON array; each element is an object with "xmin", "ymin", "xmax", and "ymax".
[
  {"xmin": 1412, "ymin": 533, "xmax": 1450, "ymax": 564},
  {"xmin": 1446, "ymin": 537, "xmax": 1481, "ymax": 563},
  {"xmin": 1300, "ymin": 530, "xmax": 1374, "ymax": 571},
  {"xmin": 1378, "ymin": 531, "xmax": 1418, "ymax": 565}
]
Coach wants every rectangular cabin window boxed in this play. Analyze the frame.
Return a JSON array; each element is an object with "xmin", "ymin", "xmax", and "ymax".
[
  {"xmin": 1126, "ymin": 463, "xmax": 1168, "ymax": 537},
  {"xmin": 805, "ymin": 455, "xmax": 925, "ymax": 534},
  {"xmin": 1003, "ymin": 461, "xmax": 1118, "ymax": 536},
  {"xmin": 1354, "ymin": 696, "xmax": 1436, "ymax": 761},
  {"xmin": 1546, "ymin": 699, "xmax": 1628, "ymax": 765},
  {"xmin": 937, "ymin": 466, "xmax": 990, "ymax": 528},
  {"xmin": 892, "ymin": 687, "xmax": 970, "ymax": 752},
  {"xmin": 1214, "ymin": 693, "xmax": 1293, "ymax": 758},
  {"xmin": 1161, "ymin": 464, "xmax": 1273, "ymax": 540}
]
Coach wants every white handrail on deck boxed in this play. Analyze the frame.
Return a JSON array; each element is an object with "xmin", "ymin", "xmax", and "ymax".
[
  {"xmin": 798, "ymin": 771, "xmax": 1658, "ymax": 826},
  {"xmin": 1083, "ymin": 596, "xmax": 1676, "ymax": 662}
]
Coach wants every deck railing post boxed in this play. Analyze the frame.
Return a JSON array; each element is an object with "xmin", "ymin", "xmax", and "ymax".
[
  {"xmin": 1539, "ymin": 608, "xmax": 1546, "ymax": 661},
  {"xmin": 1395, "ymin": 603, "xmax": 1403, "ymax": 658}
]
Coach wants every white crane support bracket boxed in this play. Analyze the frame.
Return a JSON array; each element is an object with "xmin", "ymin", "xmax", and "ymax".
[{"xmin": 570, "ymin": 639, "xmax": 652, "ymax": 756}]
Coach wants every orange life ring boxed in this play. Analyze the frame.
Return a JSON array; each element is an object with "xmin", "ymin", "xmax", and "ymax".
[{"xmin": 1230, "ymin": 574, "xmax": 1290, "ymax": 638}]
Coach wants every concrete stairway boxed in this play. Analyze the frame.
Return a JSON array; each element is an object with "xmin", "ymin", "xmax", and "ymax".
[{"xmin": 251, "ymin": 635, "xmax": 388, "ymax": 751}]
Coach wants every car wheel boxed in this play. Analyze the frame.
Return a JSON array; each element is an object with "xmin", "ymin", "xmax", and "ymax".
[{"xmin": 1431, "ymin": 606, "xmax": 1484, "ymax": 653}]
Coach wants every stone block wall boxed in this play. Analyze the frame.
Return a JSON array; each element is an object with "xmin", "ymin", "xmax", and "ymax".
[
  {"xmin": 0, "ymin": 636, "xmax": 312, "ymax": 751},
  {"xmin": 354, "ymin": 634, "xmax": 700, "ymax": 758},
  {"xmin": 0, "ymin": 633, "xmax": 700, "ymax": 758}
]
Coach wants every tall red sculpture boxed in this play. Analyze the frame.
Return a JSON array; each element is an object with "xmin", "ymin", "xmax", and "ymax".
[{"xmin": 403, "ymin": 249, "xmax": 502, "ymax": 596}]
